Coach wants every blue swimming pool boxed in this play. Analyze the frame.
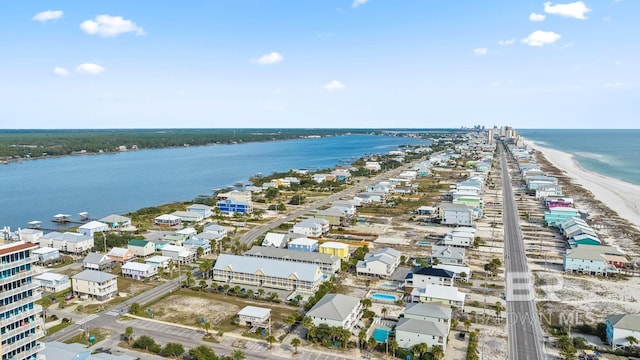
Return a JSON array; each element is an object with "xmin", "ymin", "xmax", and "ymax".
[
  {"xmin": 372, "ymin": 328, "xmax": 390, "ymax": 343},
  {"xmin": 370, "ymin": 293, "xmax": 398, "ymax": 302},
  {"xmin": 416, "ymin": 241, "xmax": 430, "ymax": 246}
]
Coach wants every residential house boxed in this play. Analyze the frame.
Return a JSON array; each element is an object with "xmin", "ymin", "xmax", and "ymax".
[
  {"xmin": 319, "ymin": 242, "xmax": 350, "ymax": 260},
  {"xmin": 606, "ymin": 314, "xmax": 640, "ymax": 350},
  {"xmin": 410, "ymin": 284, "xmax": 466, "ymax": 308},
  {"xmin": 564, "ymin": 244, "xmax": 628, "ymax": 275},
  {"xmin": 217, "ymin": 198, "xmax": 253, "ymax": 215},
  {"xmin": 364, "ymin": 162, "xmax": 381, "ymax": 171},
  {"xmin": 312, "ymin": 174, "xmax": 335, "ymax": 183},
  {"xmin": 170, "ymin": 211, "xmax": 204, "ymax": 223},
  {"xmin": 244, "ymin": 246, "xmax": 341, "ymax": 274},
  {"xmin": 43, "ymin": 232, "xmax": 94, "ymax": 254},
  {"xmin": 536, "ymin": 185, "xmax": 563, "ymax": 199},
  {"xmin": 18, "ymin": 228, "xmax": 44, "ymax": 244},
  {"xmin": 416, "ymin": 206, "xmax": 436, "ymax": 216},
  {"xmin": 442, "ymin": 227, "xmax": 475, "ymax": 247},
  {"xmin": 403, "ymin": 302, "xmax": 452, "ymax": 328},
  {"xmin": 315, "ymin": 208, "xmax": 349, "ymax": 227},
  {"xmin": 202, "ymin": 223, "xmax": 228, "ymax": 240},
  {"xmin": 306, "ymin": 293, "xmax": 363, "ymax": 330},
  {"xmin": 175, "ymin": 227, "xmax": 197, "ymax": 240},
  {"xmin": 433, "ymin": 264, "xmax": 471, "ymax": 282},
  {"xmin": 291, "ymin": 218, "xmax": 330, "ymax": 237},
  {"xmin": 162, "ymin": 245, "xmax": 194, "ymax": 264},
  {"xmin": 262, "ymin": 232, "xmax": 288, "ymax": 248},
  {"xmin": 367, "ymin": 184, "xmax": 390, "ymax": 193},
  {"xmin": 99, "ymin": 214, "xmax": 132, "ymax": 229},
  {"xmin": 405, "ymin": 267, "xmax": 455, "ymax": 288},
  {"xmin": 544, "ymin": 207, "xmax": 581, "ymax": 227},
  {"xmin": 439, "ymin": 203, "xmax": 474, "ymax": 226},
  {"xmin": 78, "ymin": 221, "xmax": 109, "ymax": 237},
  {"xmin": 187, "ymin": 204, "xmax": 213, "ymax": 218},
  {"xmin": 356, "ymin": 192, "xmax": 385, "ymax": 204},
  {"xmin": 71, "ymin": 270, "xmax": 118, "ymax": 301},
  {"xmin": 287, "ymin": 237, "xmax": 319, "ymax": 252},
  {"xmin": 183, "ymin": 238, "xmax": 212, "ymax": 256},
  {"xmin": 212, "ymin": 254, "xmax": 323, "ymax": 294},
  {"xmin": 83, "ymin": 252, "xmax": 114, "ymax": 271},
  {"xmin": 32, "ymin": 247, "xmax": 60, "ymax": 265},
  {"xmin": 145, "ymin": 255, "xmax": 172, "ymax": 270},
  {"xmin": 127, "ymin": 239, "xmax": 155, "ymax": 257},
  {"xmin": 356, "ymin": 248, "xmax": 401, "ymax": 278},
  {"xmin": 237, "ymin": 306, "xmax": 271, "ymax": 327},
  {"xmin": 34, "ymin": 272, "xmax": 70, "ymax": 293},
  {"xmin": 154, "ymin": 214, "xmax": 182, "ymax": 227},
  {"xmin": 40, "ymin": 341, "xmax": 137, "ymax": 360},
  {"xmin": 431, "ymin": 245, "xmax": 466, "ymax": 265},
  {"xmin": 395, "ymin": 318, "xmax": 448, "ymax": 351},
  {"xmin": 106, "ymin": 247, "xmax": 135, "ymax": 263},
  {"xmin": 122, "ymin": 262, "xmax": 158, "ymax": 280}
]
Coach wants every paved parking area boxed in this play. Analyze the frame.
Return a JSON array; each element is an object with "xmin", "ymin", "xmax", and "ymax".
[{"xmin": 128, "ymin": 319, "xmax": 203, "ymax": 339}]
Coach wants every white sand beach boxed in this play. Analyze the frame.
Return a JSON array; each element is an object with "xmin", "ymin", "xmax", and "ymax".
[{"xmin": 527, "ymin": 140, "xmax": 640, "ymax": 230}]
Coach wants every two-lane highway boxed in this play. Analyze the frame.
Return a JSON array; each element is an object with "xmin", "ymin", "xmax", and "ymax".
[{"xmin": 500, "ymin": 144, "xmax": 546, "ymax": 360}]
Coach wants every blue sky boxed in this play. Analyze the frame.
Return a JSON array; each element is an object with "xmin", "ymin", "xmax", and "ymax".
[{"xmin": 1, "ymin": 1, "xmax": 637, "ymax": 129}]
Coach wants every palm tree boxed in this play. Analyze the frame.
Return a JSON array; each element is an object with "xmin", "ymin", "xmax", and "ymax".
[
  {"xmin": 199, "ymin": 259, "xmax": 212, "ymax": 278},
  {"xmin": 284, "ymin": 314, "xmax": 296, "ymax": 329},
  {"xmin": 168, "ymin": 260, "xmax": 175, "ymax": 278},
  {"xmin": 388, "ymin": 339, "xmax": 399, "ymax": 358},
  {"xmin": 157, "ymin": 266, "xmax": 165, "ymax": 278},
  {"xmin": 431, "ymin": 345, "xmax": 444, "ymax": 360},
  {"xmin": 40, "ymin": 297, "xmax": 52, "ymax": 320},
  {"xmin": 367, "ymin": 336, "xmax": 378, "ymax": 351},
  {"xmin": 627, "ymin": 335, "xmax": 638, "ymax": 348},
  {"xmin": 381, "ymin": 307, "xmax": 388, "ymax": 319},
  {"xmin": 186, "ymin": 271, "xmax": 195, "ymax": 287},
  {"xmin": 203, "ymin": 321, "xmax": 211, "ymax": 336},
  {"xmin": 265, "ymin": 335, "xmax": 277, "ymax": 350},
  {"xmin": 412, "ymin": 343, "xmax": 429, "ymax": 360},
  {"xmin": 230, "ymin": 349, "xmax": 246, "ymax": 360},
  {"xmin": 464, "ymin": 319, "xmax": 472, "ymax": 332},
  {"xmin": 223, "ymin": 284, "xmax": 230, "ymax": 295},
  {"xmin": 302, "ymin": 317, "xmax": 314, "ymax": 340},
  {"xmin": 358, "ymin": 329, "xmax": 367, "ymax": 349},
  {"xmin": 451, "ymin": 318, "xmax": 459, "ymax": 330},
  {"xmin": 197, "ymin": 246, "xmax": 204, "ymax": 258},
  {"xmin": 199, "ymin": 280, "xmax": 207, "ymax": 289},
  {"xmin": 246, "ymin": 289, "xmax": 254, "ymax": 298},
  {"xmin": 361, "ymin": 298, "xmax": 372, "ymax": 309},
  {"xmin": 257, "ymin": 288, "xmax": 265, "ymax": 298},
  {"xmin": 291, "ymin": 337, "xmax": 301, "ymax": 354},
  {"xmin": 125, "ymin": 326, "xmax": 134, "ymax": 344},
  {"xmin": 495, "ymin": 301, "xmax": 504, "ymax": 319}
]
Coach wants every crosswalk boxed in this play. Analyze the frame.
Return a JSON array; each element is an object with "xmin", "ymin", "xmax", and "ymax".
[
  {"xmin": 75, "ymin": 314, "xmax": 99, "ymax": 325},
  {"xmin": 105, "ymin": 310, "xmax": 119, "ymax": 316}
]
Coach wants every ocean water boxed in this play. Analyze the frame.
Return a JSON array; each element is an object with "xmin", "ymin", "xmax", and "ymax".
[
  {"xmin": 0, "ymin": 135, "xmax": 429, "ymax": 231},
  {"xmin": 519, "ymin": 129, "xmax": 640, "ymax": 186}
]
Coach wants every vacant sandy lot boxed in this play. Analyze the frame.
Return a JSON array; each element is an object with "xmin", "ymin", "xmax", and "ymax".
[{"xmin": 150, "ymin": 295, "xmax": 240, "ymax": 326}]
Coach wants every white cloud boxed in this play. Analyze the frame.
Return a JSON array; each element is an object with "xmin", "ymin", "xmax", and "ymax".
[
  {"xmin": 529, "ymin": 13, "xmax": 546, "ymax": 22},
  {"xmin": 605, "ymin": 82, "xmax": 624, "ymax": 88},
  {"xmin": 254, "ymin": 52, "xmax": 283, "ymax": 65},
  {"xmin": 32, "ymin": 10, "xmax": 63, "ymax": 22},
  {"xmin": 474, "ymin": 48, "xmax": 488, "ymax": 56},
  {"xmin": 352, "ymin": 0, "xmax": 369, "ymax": 8},
  {"xmin": 80, "ymin": 15, "xmax": 145, "ymax": 37},
  {"xmin": 76, "ymin": 63, "xmax": 105, "ymax": 74},
  {"xmin": 498, "ymin": 39, "xmax": 516, "ymax": 46},
  {"xmin": 544, "ymin": 1, "xmax": 592, "ymax": 20},
  {"xmin": 53, "ymin": 67, "xmax": 69, "ymax": 76},
  {"xmin": 615, "ymin": 61, "xmax": 622, "ymax": 66},
  {"xmin": 323, "ymin": 80, "xmax": 345, "ymax": 91},
  {"xmin": 522, "ymin": 30, "xmax": 561, "ymax": 46}
]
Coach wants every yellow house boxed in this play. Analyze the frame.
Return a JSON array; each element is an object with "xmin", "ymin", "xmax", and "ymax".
[{"xmin": 319, "ymin": 242, "xmax": 350, "ymax": 260}]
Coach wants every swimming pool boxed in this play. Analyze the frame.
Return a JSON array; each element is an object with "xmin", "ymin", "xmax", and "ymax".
[
  {"xmin": 415, "ymin": 241, "xmax": 430, "ymax": 246},
  {"xmin": 370, "ymin": 293, "xmax": 398, "ymax": 302},
  {"xmin": 372, "ymin": 327, "xmax": 390, "ymax": 343}
]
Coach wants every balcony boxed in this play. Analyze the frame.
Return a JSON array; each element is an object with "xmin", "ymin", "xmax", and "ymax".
[
  {"xmin": 0, "ymin": 269, "xmax": 36, "ymax": 286},
  {"xmin": 0, "ymin": 256, "xmax": 38, "ymax": 271},
  {"xmin": 13, "ymin": 343, "xmax": 45, "ymax": 359},
  {"xmin": 0, "ymin": 329, "xmax": 45, "ymax": 355},
  {"xmin": 0, "ymin": 282, "xmax": 40, "ymax": 300},
  {"xmin": 1, "ymin": 319, "xmax": 44, "ymax": 343},
  {"xmin": 0, "ymin": 305, "xmax": 42, "ymax": 327}
]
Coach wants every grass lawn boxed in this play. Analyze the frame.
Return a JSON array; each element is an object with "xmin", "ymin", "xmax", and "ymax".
[
  {"xmin": 46, "ymin": 321, "xmax": 73, "ymax": 336},
  {"xmin": 64, "ymin": 328, "xmax": 113, "ymax": 347}
]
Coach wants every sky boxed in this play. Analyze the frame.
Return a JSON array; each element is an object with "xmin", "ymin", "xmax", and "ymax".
[{"xmin": 1, "ymin": 0, "xmax": 638, "ymax": 129}]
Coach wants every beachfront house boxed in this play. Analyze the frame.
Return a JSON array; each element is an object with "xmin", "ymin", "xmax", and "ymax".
[
  {"xmin": 32, "ymin": 247, "xmax": 61, "ymax": 265},
  {"xmin": 544, "ymin": 208, "xmax": 581, "ymax": 227},
  {"xmin": 34, "ymin": 272, "xmax": 71, "ymax": 293},
  {"xmin": 243, "ymin": 246, "xmax": 341, "ymax": 274},
  {"xmin": 217, "ymin": 198, "xmax": 253, "ymax": 215},
  {"xmin": 170, "ymin": 211, "xmax": 204, "ymax": 223},
  {"xmin": 83, "ymin": 252, "xmax": 114, "ymax": 271},
  {"xmin": 154, "ymin": 214, "xmax": 182, "ymax": 227},
  {"xmin": 404, "ymin": 267, "xmax": 455, "ymax": 288},
  {"xmin": 162, "ymin": 244, "xmax": 194, "ymax": 264},
  {"xmin": 395, "ymin": 318, "xmax": 448, "ymax": 351},
  {"xmin": 18, "ymin": 228, "xmax": 44, "ymax": 245},
  {"xmin": 99, "ymin": 214, "xmax": 132, "ymax": 229},
  {"xmin": 315, "ymin": 208, "xmax": 349, "ymax": 227},
  {"xmin": 212, "ymin": 254, "xmax": 323, "ymax": 294},
  {"xmin": 439, "ymin": 203, "xmax": 474, "ymax": 226},
  {"xmin": 433, "ymin": 264, "xmax": 471, "ymax": 282},
  {"xmin": 186, "ymin": 204, "xmax": 213, "ymax": 218},
  {"xmin": 122, "ymin": 262, "xmax": 158, "ymax": 280},
  {"xmin": 431, "ymin": 245, "xmax": 466, "ymax": 265},
  {"xmin": 356, "ymin": 248, "xmax": 401, "ymax": 278},
  {"xmin": 106, "ymin": 247, "xmax": 135, "ymax": 263},
  {"xmin": 564, "ymin": 244, "xmax": 628, "ymax": 275},
  {"xmin": 43, "ymin": 232, "xmax": 94, "ymax": 254},
  {"xmin": 403, "ymin": 302, "xmax": 452, "ymax": 328},
  {"xmin": 202, "ymin": 223, "xmax": 228, "ymax": 240},
  {"xmin": 410, "ymin": 284, "xmax": 465, "ymax": 309},
  {"xmin": 237, "ymin": 306, "xmax": 271, "ymax": 327},
  {"xmin": 78, "ymin": 221, "xmax": 108, "ymax": 237},
  {"xmin": 291, "ymin": 218, "xmax": 330, "ymax": 237},
  {"xmin": 606, "ymin": 314, "xmax": 640, "ymax": 350},
  {"xmin": 71, "ymin": 270, "xmax": 118, "ymax": 301},
  {"xmin": 183, "ymin": 238, "xmax": 212, "ymax": 256},
  {"xmin": 287, "ymin": 237, "xmax": 318, "ymax": 252},
  {"xmin": 319, "ymin": 242, "xmax": 350, "ymax": 260},
  {"xmin": 261, "ymin": 232, "xmax": 288, "ymax": 248},
  {"xmin": 306, "ymin": 293, "xmax": 363, "ymax": 330},
  {"xmin": 442, "ymin": 227, "xmax": 475, "ymax": 247},
  {"xmin": 127, "ymin": 239, "xmax": 156, "ymax": 257},
  {"xmin": 145, "ymin": 255, "xmax": 172, "ymax": 270}
]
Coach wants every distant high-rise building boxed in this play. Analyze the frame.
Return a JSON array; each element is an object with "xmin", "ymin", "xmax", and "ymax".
[{"xmin": 0, "ymin": 241, "xmax": 44, "ymax": 360}]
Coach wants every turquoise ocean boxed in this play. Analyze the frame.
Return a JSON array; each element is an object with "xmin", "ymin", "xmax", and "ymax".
[{"xmin": 518, "ymin": 129, "xmax": 640, "ymax": 187}]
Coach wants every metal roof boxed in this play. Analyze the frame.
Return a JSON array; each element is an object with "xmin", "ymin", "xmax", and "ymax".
[
  {"xmin": 306, "ymin": 293, "xmax": 360, "ymax": 322},
  {"xmin": 72, "ymin": 269, "xmax": 116, "ymax": 282},
  {"xmin": 214, "ymin": 254, "xmax": 321, "ymax": 282}
]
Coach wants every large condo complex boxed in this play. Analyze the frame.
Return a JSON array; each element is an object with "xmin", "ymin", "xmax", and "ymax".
[{"xmin": 0, "ymin": 241, "xmax": 44, "ymax": 360}]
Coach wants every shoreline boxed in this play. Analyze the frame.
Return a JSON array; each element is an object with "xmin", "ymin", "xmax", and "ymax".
[{"xmin": 526, "ymin": 139, "xmax": 640, "ymax": 230}]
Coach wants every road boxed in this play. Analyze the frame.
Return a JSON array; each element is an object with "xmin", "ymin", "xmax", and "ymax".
[
  {"xmin": 500, "ymin": 144, "xmax": 546, "ymax": 360},
  {"xmin": 240, "ymin": 161, "xmax": 418, "ymax": 246}
]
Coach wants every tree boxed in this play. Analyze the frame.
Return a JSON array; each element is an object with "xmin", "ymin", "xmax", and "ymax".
[
  {"xmin": 360, "ymin": 298, "xmax": 372, "ymax": 309},
  {"xmin": 495, "ymin": 301, "xmax": 504, "ymax": 319},
  {"xmin": 284, "ymin": 314, "xmax": 296, "ymax": 328},
  {"xmin": 168, "ymin": 260, "xmax": 175, "ymax": 278},
  {"xmin": 464, "ymin": 319, "xmax": 472, "ymax": 332},
  {"xmin": 257, "ymin": 288, "xmax": 265, "ymax": 298},
  {"xmin": 412, "ymin": 343, "xmax": 429, "ymax": 360},
  {"xmin": 132, "ymin": 335, "xmax": 156, "ymax": 350},
  {"xmin": 197, "ymin": 246, "xmax": 204, "ymax": 258},
  {"xmin": 431, "ymin": 345, "xmax": 444, "ymax": 360},
  {"xmin": 381, "ymin": 307, "xmax": 388, "ymax": 319},
  {"xmin": 124, "ymin": 326, "xmax": 134, "ymax": 344},
  {"xmin": 199, "ymin": 280, "xmax": 208, "ymax": 289},
  {"xmin": 291, "ymin": 337, "xmax": 301, "ymax": 354},
  {"xmin": 189, "ymin": 345, "xmax": 218, "ymax": 360},
  {"xmin": 266, "ymin": 335, "xmax": 277, "ymax": 349},
  {"xmin": 358, "ymin": 329, "xmax": 367, "ymax": 349},
  {"xmin": 388, "ymin": 339, "xmax": 399, "ymax": 357},
  {"xmin": 223, "ymin": 284, "xmax": 230, "ymax": 295},
  {"xmin": 129, "ymin": 302, "xmax": 140, "ymax": 315},
  {"xmin": 367, "ymin": 336, "xmax": 378, "ymax": 350},
  {"xmin": 451, "ymin": 318, "xmax": 459, "ymax": 330},
  {"xmin": 41, "ymin": 297, "xmax": 52, "ymax": 320},
  {"xmin": 161, "ymin": 342, "xmax": 185, "ymax": 357},
  {"xmin": 186, "ymin": 270, "xmax": 195, "ymax": 287},
  {"xmin": 203, "ymin": 321, "xmax": 211, "ymax": 335},
  {"xmin": 200, "ymin": 259, "xmax": 212, "ymax": 278},
  {"xmin": 302, "ymin": 317, "xmax": 315, "ymax": 340},
  {"xmin": 230, "ymin": 349, "xmax": 246, "ymax": 360},
  {"xmin": 627, "ymin": 336, "xmax": 638, "ymax": 349}
]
